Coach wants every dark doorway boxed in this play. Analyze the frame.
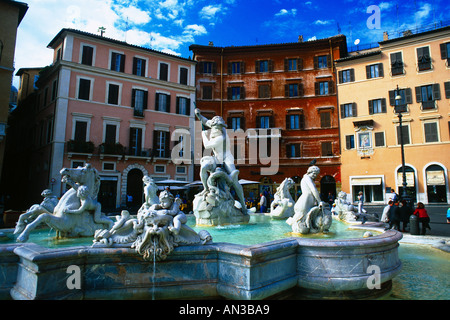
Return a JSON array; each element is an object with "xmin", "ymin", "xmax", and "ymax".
[
  {"xmin": 127, "ymin": 169, "xmax": 144, "ymax": 210},
  {"xmin": 320, "ymin": 175, "xmax": 336, "ymax": 202},
  {"xmin": 98, "ymin": 178, "xmax": 118, "ymax": 212}
]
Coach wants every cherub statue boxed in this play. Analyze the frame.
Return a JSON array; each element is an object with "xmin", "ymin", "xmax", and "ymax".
[
  {"xmin": 63, "ymin": 185, "xmax": 113, "ymax": 229},
  {"xmin": 148, "ymin": 190, "xmax": 184, "ymax": 235}
]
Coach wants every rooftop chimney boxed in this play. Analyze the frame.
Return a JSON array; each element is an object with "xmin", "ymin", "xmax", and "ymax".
[
  {"xmin": 298, "ymin": 35, "xmax": 303, "ymax": 43},
  {"xmin": 208, "ymin": 41, "xmax": 214, "ymax": 46},
  {"xmin": 383, "ymin": 31, "xmax": 389, "ymax": 41}
]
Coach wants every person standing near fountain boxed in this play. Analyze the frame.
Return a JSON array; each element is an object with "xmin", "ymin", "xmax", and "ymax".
[
  {"xmin": 413, "ymin": 202, "xmax": 431, "ymax": 235},
  {"xmin": 259, "ymin": 193, "xmax": 267, "ymax": 213}
]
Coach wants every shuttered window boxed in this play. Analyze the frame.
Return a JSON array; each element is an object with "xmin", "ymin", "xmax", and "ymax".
[
  {"xmin": 159, "ymin": 62, "xmax": 169, "ymax": 81},
  {"xmin": 424, "ymin": 122, "xmax": 439, "ymax": 143},
  {"xmin": 368, "ymin": 98, "xmax": 387, "ymax": 114},
  {"xmin": 132, "ymin": 89, "xmax": 148, "ymax": 117},
  {"xmin": 107, "ymin": 84, "xmax": 119, "ymax": 105},
  {"xmin": 180, "ymin": 67, "xmax": 188, "ymax": 85},
  {"xmin": 78, "ymin": 78, "xmax": 91, "ymax": 100},
  {"xmin": 81, "ymin": 45, "xmax": 94, "ymax": 66},
  {"xmin": 338, "ymin": 69, "xmax": 355, "ymax": 83},
  {"xmin": 133, "ymin": 58, "xmax": 146, "ymax": 77},
  {"xmin": 321, "ymin": 142, "xmax": 333, "ymax": 156},
  {"xmin": 417, "ymin": 47, "xmax": 431, "ymax": 71},
  {"xmin": 340, "ymin": 103, "xmax": 357, "ymax": 118},
  {"xmin": 415, "ymin": 84, "xmax": 440, "ymax": 110},
  {"xmin": 390, "ymin": 52, "xmax": 404, "ymax": 75},
  {"xmin": 111, "ymin": 52, "xmax": 125, "ymax": 72},
  {"xmin": 155, "ymin": 93, "xmax": 170, "ymax": 112},
  {"xmin": 287, "ymin": 144, "xmax": 301, "ymax": 158},
  {"xmin": 176, "ymin": 97, "xmax": 190, "ymax": 115},
  {"xmin": 366, "ymin": 63, "xmax": 384, "ymax": 79}
]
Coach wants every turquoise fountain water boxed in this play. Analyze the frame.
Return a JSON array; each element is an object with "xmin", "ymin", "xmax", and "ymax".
[{"xmin": 1, "ymin": 214, "xmax": 448, "ymax": 300}]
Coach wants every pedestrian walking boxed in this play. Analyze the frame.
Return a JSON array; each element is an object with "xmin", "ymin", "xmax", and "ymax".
[
  {"xmin": 413, "ymin": 202, "xmax": 431, "ymax": 235},
  {"xmin": 259, "ymin": 193, "xmax": 267, "ymax": 213},
  {"xmin": 357, "ymin": 191, "xmax": 367, "ymax": 214},
  {"xmin": 387, "ymin": 201, "xmax": 401, "ymax": 230}
]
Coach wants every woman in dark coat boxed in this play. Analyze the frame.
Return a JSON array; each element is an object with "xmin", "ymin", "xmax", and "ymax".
[
  {"xmin": 398, "ymin": 200, "xmax": 413, "ymax": 232},
  {"xmin": 388, "ymin": 201, "xmax": 401, "ymax": 230}
]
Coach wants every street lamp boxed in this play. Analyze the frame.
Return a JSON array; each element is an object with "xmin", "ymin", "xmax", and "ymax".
[{"xmin": 393, "ymin": 85, "xmax": 411, "ymax": 206}]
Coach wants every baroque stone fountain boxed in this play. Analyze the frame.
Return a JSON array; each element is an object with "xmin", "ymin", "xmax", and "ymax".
[{"xmin": 0, "ymin": 113, "xmax": 403, "ymax": 300}]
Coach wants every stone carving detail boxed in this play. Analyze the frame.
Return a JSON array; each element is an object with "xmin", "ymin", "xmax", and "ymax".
[
  {"xmin": 287, "ymin": 166, "xmax": 332, "ymax": 234},
  {"xmin": 16, "ymin": 164, "xmax": 113, "ymax": 242},
  {"xmin": 192, "ymin": 108, "xmax": 253, "ymax": 226},
  {"xmin": 269, "ymin": 178, "xmax": 295, "ymax": 219},
  {"xmin": 93, "ymin": 176, "xmax": 212, "ymax": 261},
  {"xmin": 331, "ymin": 191, "xmax": 358, "ymax": 222}
]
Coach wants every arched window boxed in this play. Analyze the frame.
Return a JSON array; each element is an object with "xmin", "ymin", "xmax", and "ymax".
[
  {"xmin": 425, "ymin": 165, "xmax": 447, "ymax": 203},
  {"xmin": 396, "ymin": 166, "xmax": 416, "ymax": 202}
]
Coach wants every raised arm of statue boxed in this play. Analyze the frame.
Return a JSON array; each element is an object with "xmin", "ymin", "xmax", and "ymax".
[{"xmin": 195, "ymin": 108, "xmax": 211, "ymax": 130}]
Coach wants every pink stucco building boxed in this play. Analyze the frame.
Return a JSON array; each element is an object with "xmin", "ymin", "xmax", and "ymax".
[{"xmin": 20, "ymin": 29, "xmax": 196, "ymax": 210}]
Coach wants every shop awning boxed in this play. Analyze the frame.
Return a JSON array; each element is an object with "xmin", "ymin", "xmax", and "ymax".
[{"xmin": 351, "ymin": 177, "xmax": 382, "ymax": 186}]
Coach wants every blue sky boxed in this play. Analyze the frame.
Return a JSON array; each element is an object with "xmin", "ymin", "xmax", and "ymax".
[{"xmin": 13, "ymin": 0, "xmax": 449, "ymax": 87}]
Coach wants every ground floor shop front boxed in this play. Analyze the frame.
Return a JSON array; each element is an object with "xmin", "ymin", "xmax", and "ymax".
[{"xmin": 346, "ymin": 162, "xmax": 449, "ymax": 205}]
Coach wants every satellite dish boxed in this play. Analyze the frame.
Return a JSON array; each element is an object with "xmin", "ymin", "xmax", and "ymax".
[{"xmin": 354, "ymin": 39, "xmax": 360, "ymax": 45}]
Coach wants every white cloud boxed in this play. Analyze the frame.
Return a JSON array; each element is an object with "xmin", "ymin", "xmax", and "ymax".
[
  {"xmin": 275, "ymin": 9, "xmax": 297, "ymax": 17},
  {"xmin": 200, "ymin": 5, "xmax": 222, "ymax": 20},
  {"xmin": 125, "ymin": 29, "xmax": 152, "ymax": 46},
  {"xmin": 378, "ymin": 2, "xmax": 392, "ymax": 11},
  {"xmin": 415, "ymin": 3, "xmax": 432, "ymax": 21},
  {"xmin": 116, "ymin": 5, "xmax": 151, "ymax": 25},
  {"xmin": 184, "ymin": 24, "xmax": 207, "ymax": 36},
  {"xmin": 314, "ymin": 19, "xmax": 332, "ymax": 25},
  {"xmin": 307, "ymin": 36, "xmax": 317, "ymax": 41},
  {"xmin": 149, "ymin": 32, "xmax": 183, "ymax": 51}
]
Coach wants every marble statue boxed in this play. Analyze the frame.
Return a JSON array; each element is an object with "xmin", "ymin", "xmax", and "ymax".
[
  {"xmin": 93, "ymin": 177, "xmax": 212, "ymax": 261},
  {"xmin": 192, "ymin": 108, "xmax": 253, "ymax": 225},
  {"xmin": 331, "ymin": 191, "xmax": 358, "ymax": 222},
  {"xmin": 287, "ymin": 166, "xmax": 332, "ymax": 234},
  {"xmin": 16, "ymin": 164, "xmax": 113, "ymax": 242},
  {"xmin": 143, "ymin": 175, "xmax": 159, "ymax": 208},
  {"xmin": 269, "ymin": 178, "xmax": 295, "ymax": 219},
  {"xmin": 331, "ymin": 191, "xmax": 379, "ymax": 223},
  {"xmin": 14, "ymin": 189, "xmax": 59, "ymax": 235}
]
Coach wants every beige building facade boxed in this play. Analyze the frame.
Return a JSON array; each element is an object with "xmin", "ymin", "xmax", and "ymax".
[{"xmin": 336, "ymin": 26, "xmax": 450, "ymax": 204}]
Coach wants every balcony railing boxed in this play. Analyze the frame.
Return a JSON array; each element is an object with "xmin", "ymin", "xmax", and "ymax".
[
  {"xmin": 67, "ymin": 140, "xmax": 95, "ymax": 154},
  {"xmin": 421, "ymin": 101, "xmax": 436, "ymax": 110},
  {"xmin": 124, "ymin": 147, "xmax": 152, "ymax": 158},
  {"xmin": 99, "ymin": 143, "xmax": 125, "ymax": 155}
]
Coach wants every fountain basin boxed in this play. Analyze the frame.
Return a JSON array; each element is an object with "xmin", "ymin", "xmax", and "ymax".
[{"xmin": 2, "ymin": 229, "xmax": 402, "ymax": 300}]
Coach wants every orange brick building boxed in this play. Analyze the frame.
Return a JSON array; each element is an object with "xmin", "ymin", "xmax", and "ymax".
[{"xmin": 190, "ymin": 35, "xmax": 347, "ymax": 199}]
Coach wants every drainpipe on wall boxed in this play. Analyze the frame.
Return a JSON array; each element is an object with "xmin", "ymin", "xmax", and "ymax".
[
  {"xmin": 329, "ymin": 39, "xmax": 334, "ymax": 73},
  {"xmin": 220, "ymin": 48, "xmax": 224, "ymax": 117}
]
